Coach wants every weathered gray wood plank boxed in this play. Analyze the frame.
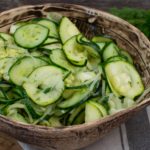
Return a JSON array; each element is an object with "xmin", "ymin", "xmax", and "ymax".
[
  {"xmin": 120, "ymin": 124, "xmax": 129, "ymax": 150},
  {"xmin": 147, "ymin": 106, "xmax": 150, "ymax": 123},
  {"xmin": 125, "ymin": 109, "xmax": 150, "ymax": 150},
  {"xmin": 83, "ymin": 128, "xmax": 123, "ymax": 150}
]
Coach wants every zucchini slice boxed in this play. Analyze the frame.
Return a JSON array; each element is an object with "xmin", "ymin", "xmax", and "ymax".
[
  {"xmin": 23, "ymin": 66, "xmax": 64, "ymax": 106},
  {"xmin": 63, "ymin": 35, "xmax": 87, "ymax": 66},
  {"xmin": 104, "ymin": 60, "xmax": 144, "ymax": 99},
  {"xmin": 14, "ymin": 24, "xmax": 49, "ymax": 49},
  {"xmin": 9, "ymin": 56, "xmax": 48, "ymax": 85},
  {"xmin": 59, "ymin": 17, "xmax": 80, "ymax": 43}
]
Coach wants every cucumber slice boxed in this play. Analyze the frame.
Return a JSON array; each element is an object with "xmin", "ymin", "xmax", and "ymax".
[
  {"xmin": 40, "ymin": 43, "xmax": 62, "ymax": 51},
  {"xmin": 122, "ymin": 97, "xmax": 135, "ymax": 108},
  {"xmin": 39, "ymin": 56, "xmax": 52, "ymax": 64},
  {"xmin": 102, "ymin": 43, "xmax": 120, "ymax": 61},
  {"xmin": 67, "ymin": 104, "xmax": 85, "ymax": 125},
  {"xmin": 0, "ymin": 32, "xmax": 14, "ymax": 44},
  {"xmin": 47, "ymin": 12, "xmax": 63, "ymax": 24},
  {"xmin": 89, "ymin": 100, "xmax": 107, "ymax": 117},
  {"xmin": 23, "ymin": 66, "xmax": 64, "ymax": 106},
  {"xmin": 54, "ymin": 108, "xmax": 70, "ymax": 117},
  {"xmin": 87, "ymin": 55, "xmax": 101, "ymax": 71},
  {"xmin": 120, "ymin": 50, "xmax": 133, "ymax": 64},
  {"xmin": 92, "ymin": 36, "xmax": 112, "ymax": 43},
  {"xmin": 59, "ymin": 17, "xmax": 80, "ymax": 43},
  {"xmin": 14, "ymin": 24, "xmax": 49, "ymax": 49},
  {"xmin": 108, "ymin": 94, "xmax": 123, "ymax": 114},
  {"xmin": 10, "ymin": 21, "xmax": 27, "ymax": 34},
  {"xmin": 49, "ymin": 49, "xmax": 76, "ymax": 71},
  {"xmin": 48, "ymin": 116, "xmax": 62, "ymax": 127},
  {"xmin": 76, "ymin": 34, "xmax": 100, "ymax": 56},
  {"xmin": 43, "ymin": 37, "xmax": 60, "ymax": 45},
  {"xmin": 76, "ymin": 34, "xmax": 101, "ymax": 69},
  {"xmin": 108, "ymin": 94, "xmax": 135, "ymax": 115},
  {"xmin": 72, "ymin": 110, "xmax": 85, "ymax": 125},
  {"xmin": 30, "ymin": 51, "xmax": 44, "ymax": 57},
  {"xmin": 105, "ymin": 85, "xmax": 111, "ymax": 95},
  {"xmin": 7, "ymin": 112, "xmax": 28, "ymax": 124},
  {"xmin": 37, "ymin": 19, "xmax": 59, "ymax": 38},
  {"xmin": 0, "ymin": 37, "xmax": 5, "ymax": 49},
  {"xmin": 0, "ymin": 47, "xmax": 28, "ymax": 58},
  {"xmin": 58, "ymin": 88, "xmax": 90, "ymax": 109},
  {"xmin": 85, "ymin": 101, "xmax": 102, "ymax": 123},
  {"xmin": 9, "ymin": 56, "xmax": 48, "ymax": 85},
  {"xmin": 2, "ymin": 58, "xmax": 17, "ymax": 81},
  {"xmin": 105, "ymin": 56, "xmax": 127, "ymax": 64},
  {"xmin": 63, "ymin": 35, "xmax": 87, "ymax": 66},
  {"xmin": 104, "ymin": 60, "xmax": 144, "ymax": 99},
  {"xmin": 64, "ymin": 71, "xmax": 96, "ymax": 89},
  {"xmin": 0, "ymin": 57, "xmax": 17, "ymax": 81},
  {"xmin": 95, "ymin": 42, "xmax": 106, "ymax": 50},
  {"xmin": 62, "ymin": 89, "xmax": 76, "ymax": 99}
]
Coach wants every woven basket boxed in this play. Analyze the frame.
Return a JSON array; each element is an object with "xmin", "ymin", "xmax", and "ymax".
[{"xmin": 0, "ymin": 3, "xmax": 149, "ymax": 150}]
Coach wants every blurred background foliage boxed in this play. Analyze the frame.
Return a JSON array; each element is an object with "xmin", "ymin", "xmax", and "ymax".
[{"xmin": 109, "ymin": 7, "xmax": 150, "ymax": 39}]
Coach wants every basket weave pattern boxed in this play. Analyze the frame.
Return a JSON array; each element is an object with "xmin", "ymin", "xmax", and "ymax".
[{"xmin": 0, "ymin": 3, "xmax": 149, "ymax": 150}]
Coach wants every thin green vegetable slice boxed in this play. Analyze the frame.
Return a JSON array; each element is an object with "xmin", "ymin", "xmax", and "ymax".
[
  {"xmin": 104, "ymin": 60, "xmax": 144, "ymax": 99},
  {"xmin": 9, "ymin": 56, "xmax": 48, "ymax": 86},
  {"xmin": 37, "ymin": 19, "xmax": 59, "ymax": 38},
  {"xmin": 49, "ymin": 49, "xmax": 76, "ymax": 71},
  {"xmin": 23, "ymin": 66, "xmax": 64, "ymax": 106},
  {"xmin": 63, "ymin": 35, "xmax": 87, "ymax": 66},
  {"xmin": 14, "ymin": 24, "xmax": 49, "ymax": 49},
  {"xmin": 59, "ymin": 17, "xmax": 80, "ymax": 43},
  {"xmin": 85, "ymin": 101, "xmax": 102, "ymax": 123},
  {"xmin": 58, "ymin": 88, "xmax": 90, "ymax": 109}
]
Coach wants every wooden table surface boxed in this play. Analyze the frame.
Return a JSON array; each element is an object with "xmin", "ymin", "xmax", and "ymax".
[{"xmin": 0, "ymin": 1, "xmax": 149, "ymax": 150}]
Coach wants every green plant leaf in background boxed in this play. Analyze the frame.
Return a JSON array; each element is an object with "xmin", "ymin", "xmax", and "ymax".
[{"xmin": 109, "ymin": 7, "xmax": 150, "ymax": 39}]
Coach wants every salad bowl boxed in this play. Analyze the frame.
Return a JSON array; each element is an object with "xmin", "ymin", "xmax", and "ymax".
[{"xmin": 0, "ymin": 3, "xmax": 149, "ymax": 150}]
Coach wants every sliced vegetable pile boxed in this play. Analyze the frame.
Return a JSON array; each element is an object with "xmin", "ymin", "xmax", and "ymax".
[{"xmin": 0, "ymin": 15, "xmax": 144, "ymax": 126}]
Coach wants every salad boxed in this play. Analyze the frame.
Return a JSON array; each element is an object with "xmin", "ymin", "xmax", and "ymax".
[{"xmin": 0, "ymin": 14, "xmax": 144, "ymax": 126}]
